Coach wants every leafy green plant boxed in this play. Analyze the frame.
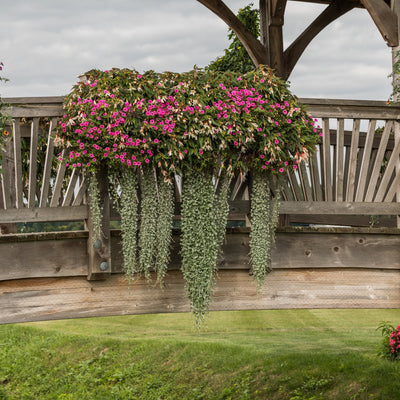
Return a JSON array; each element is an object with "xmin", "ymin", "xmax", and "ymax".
[
  {"xmin": 0, "ymin": 61, "xmax": 12, "ymax": 171},
  {"xmin": 206, "ymin": 4, "xmax": 260, "ymax": 74},
  {"xmin": 377, "ymin": 321, "xmax": 400, "ymax": 361},
  {"xmin": 87, "ymin": 172, "xmax": 102, "ymax": 244},
  {"xmin": 118, "ymin": 168, "xmax": 139, "ymax": 278},
  {"xmin": 138, "ymin": 165, "xmax": 159, "ymax": 280},
  {"xmin": 181, "ymin": 170, "xmax": 232, "ymax": 324},
  {"xmin": 154, "ymin": 174, "xmax": 174, "ymax": 286},
  {"xmin": 249, "ymin": 172, "xmax": 281, "ymax": 289}
]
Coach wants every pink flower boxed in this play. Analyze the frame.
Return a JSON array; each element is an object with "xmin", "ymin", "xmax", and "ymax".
[
  {"xmin": 287, "ymin": 119, "xmax": 292, "ymax": 124},
  {"xmin": 279, "ymin": 168, "xmax": 284, "ymax": 173}
]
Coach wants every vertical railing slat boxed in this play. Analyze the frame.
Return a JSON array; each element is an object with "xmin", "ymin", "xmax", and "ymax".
[
  {"xmin": 13, "ymin": 119, "xmax": 24, "ymax": 208},
  {"xmin": 355, "ymin": 119, "xmax": 376, "ymax": 201},
  {"xmin": 383, "ymin": 172, "xmax": 400, "ymax": 203},
  {"xmin": 287, "ymin": 170, "xmax": 303, "ymax": 201},
  {"xmin": 27, "ymin": 118, "xmax": 39, "ymax": 208},
  {"xmin": 39, "ymin": 118, "xmax": 57, "ymax": 207},
  {"xmin": 0, "ymin": 140, "xmax": 13, "ymax": 209},
  {"xmin": 345, "ymin": 119, "xmax": 360, "ymax": 201},
  {"xmin": 322, "ymin": 118, "xmax": 332, "ymax": 201},
  {"xmin": 309, "ymin": 151, "xmax": 322, "ymax": 201},
  {"xmin": 72, "ymin": 176, "xmax": 87, "ymax": 206},
  {"xmin": 298, "ymin": 162, "xmax": 312, "ymax": 201},
  {"xmin": 62, "ymin": 168, "xmax": 78, "ymax": 207},
  {"xmin": 364, "ymin": 121, "xmax": 393, "ymax": 201},
  {"xmin": 335, "ymin": 118, "xmax": 345, "ymax": 201},
  {"xmin": 50, "ymin": 150, "xmax": 67, "ymax": 207},
  {"xmin": 374, "ymin": 139, "xmax": 400, "ymax": 202}
]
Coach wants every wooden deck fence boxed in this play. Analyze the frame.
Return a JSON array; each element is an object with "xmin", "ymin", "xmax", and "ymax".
[{"xmin": 0, "ymin": 97, "xmax": 399, "ymax": 324}]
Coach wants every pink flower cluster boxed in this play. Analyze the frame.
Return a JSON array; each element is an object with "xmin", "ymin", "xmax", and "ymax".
[
  {"xmin": 389, "ymin": 326, "xmax": 400, "ymax": 359},
  {"xmin": 56, "ymin": 67, "xmax": 322, "ymax": 176}
]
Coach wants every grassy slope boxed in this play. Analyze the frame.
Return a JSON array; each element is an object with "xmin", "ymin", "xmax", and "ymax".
[{"xmin": 0, "ymin": 309, "xmax": 400, "ymax": 399}]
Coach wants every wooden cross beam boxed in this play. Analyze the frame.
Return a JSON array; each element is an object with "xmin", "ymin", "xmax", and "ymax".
[{"xmin": 197, "ymin": 0, "xmax": 399, "ymax": 79}]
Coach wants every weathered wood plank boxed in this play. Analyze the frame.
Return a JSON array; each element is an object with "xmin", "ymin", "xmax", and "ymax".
[
  {"xmin": 1, "ymin": 267, "xmax": 400, "ymax": 324},
  {"xmin": 287, "ymin": 214, "xmax": 398, "ymax": 228},
  {"xmin": 279, "ymin": 201, "xmax": 400, "ymax": 215},
  {"xmin": 28, "ymin": 118, "xmax": 39, "ymax": 208},
  {"xmin": 0, "ymin": 237, "xmax": 88, "ymax": 281},
  {"xmin": 365, "ymin": 120, "xmax": 393, "ymax": 201},
  {"xmin": 12, "ymin": 119, "xmax": 24, "ymax": 208},
  {"xmin": 309, "ymin": 151, "xmax": 323, "ymax": 201},
  {"xmin": 335, "ymin": 118, "xmax": 345, "ymax": 201},
  {"xmin": 62, "ymin": 168, "xmax": 78, "ymax": 207},
  {"xmin": 298, "ymin": 162, "xmax": 313, "ymax": 201},
  {"xmin": 0, "ymin": 205, "xmax": 88, "ymax": 224},
  {"xmin": 355, "ymin": 119, "xmax": 376, "ymax": 201},
  {"xmin": 72, "ymin": 176, "xmax": 87, "ymax": 206},
  {"xmin": 374, "ymin": 138, "xmax": 400, "ymax": 202},
  {"xmin": 50, "ymin": 151, "xmax": 67, "ymax": 207},
  {"xmin": 287, "ymin": 169, "xmax": 303, "ymax": 201},
  {"xmin": 322, "ymin": 118, "xmax": 332, "ymax": 201},
  {"xmin": 39, "ymin": 118, "xmax": 57, "ymax": 207}
]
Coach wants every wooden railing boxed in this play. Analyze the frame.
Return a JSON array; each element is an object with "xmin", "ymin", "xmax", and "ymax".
[
  {"xmin": 0, "ymin": 97, "xmax": 399, "ymax": 323},
  {"xmin": 1, "ymin": 96, "xmax": 399, "ymax": 227}
]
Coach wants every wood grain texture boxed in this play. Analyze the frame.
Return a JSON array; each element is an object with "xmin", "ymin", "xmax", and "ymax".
[
  {"xmin": 0, "ymin": 237, "xmax": 88, "ymax": 281},
  {"xmin": 1, "ymin": 267, "xmax": 400, "ymax": 324}
]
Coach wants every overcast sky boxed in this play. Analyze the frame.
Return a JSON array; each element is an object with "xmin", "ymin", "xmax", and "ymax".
[{"xmin": 0, "ymin": 0, "xmax": 395, "ymax": 100}]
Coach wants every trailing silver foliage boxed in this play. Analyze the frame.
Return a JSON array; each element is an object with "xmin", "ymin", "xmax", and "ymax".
[
  {"xmin": 119, "ymin": 168, "xmax": 139, "ymax": 278},
  {"xmin": 88, "ymin": 172, "xmax": 102, "ymax": 245},
  {"xmin": 181, "ymin": 170, "xmax": 231, "ymax": 325},
  {"xmin": 249, "ymin": 172, "xmax": 281, "ymax": 290},
  {"xmin": 154, "ymin": 175, "xmax": 175, "ymax": 286},
  {"xmin": 138, "ymin": 166, "xmax": 159, "ymax": 280}
]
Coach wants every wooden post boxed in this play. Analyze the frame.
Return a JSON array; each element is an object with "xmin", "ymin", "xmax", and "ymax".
[
  {"xmin": 259, "ymin": 0, "xmax": 286, "ymax": 77},
  {"xmin": 391, "ymin": 0, "xmax": 400, "ymax": 228},
  {"xmin": 0, "ymin": 127, "xmax": 17, "ymax": 234},
  {"xmin": 87, "ymin": 163, "xmax": 111, "ymax": 280}
]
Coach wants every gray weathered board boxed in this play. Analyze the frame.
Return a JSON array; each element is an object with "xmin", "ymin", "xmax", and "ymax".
[{"xmin": 1, "ymin": 227, "xmax": 399, "ymax": 324}]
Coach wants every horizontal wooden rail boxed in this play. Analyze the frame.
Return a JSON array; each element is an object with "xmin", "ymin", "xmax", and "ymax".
[
  {"xmin": 1, "ymin": 96, "xmax": 399, "ymax": 227},
  {"xmin": 3, "ymin": 96, "xmax": 400, "ymax": 120}
]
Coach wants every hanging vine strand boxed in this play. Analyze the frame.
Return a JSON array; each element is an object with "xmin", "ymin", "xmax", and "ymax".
[{"xmin": 119, "ymin": 168, "xmax": 139, "ymax": 278}]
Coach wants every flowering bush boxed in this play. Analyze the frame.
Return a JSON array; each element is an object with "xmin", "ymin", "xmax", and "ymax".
[
  {"xmin": 378, "ymin": 322, "xmax": 400, "ymax": 361},
  {"xmin": 55, "ymin": 66, "xmax": 320, "ymax": 177},
  {"xmin": 0, "ymin": 61, "xmax": 12, "ymax": 167}
]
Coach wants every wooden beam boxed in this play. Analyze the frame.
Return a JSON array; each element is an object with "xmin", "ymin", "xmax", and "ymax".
[
  {"xmin": 283, "ymin": 0, "xmax": 356, "ymax": 79},
  {"xmin": 86, "ymin": 164, "xmax": 112, "ymax": 281},
  {"xmin": 360, "ymin": 0, "xmax": 398, "ymax": 46},
  {"xmin": 197, "ymin": 0, "xmax": 268, "ymax": 66}
]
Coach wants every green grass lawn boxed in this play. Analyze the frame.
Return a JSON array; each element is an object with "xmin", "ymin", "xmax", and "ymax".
[{"xmin": 1, "ymin": 309, "xmax": 400, "ymax": 399}]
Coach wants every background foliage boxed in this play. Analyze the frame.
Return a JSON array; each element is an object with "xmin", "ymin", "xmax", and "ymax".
[{"xmin": 206, "ymin": 4, "xmax": 260, "ymax": 74}]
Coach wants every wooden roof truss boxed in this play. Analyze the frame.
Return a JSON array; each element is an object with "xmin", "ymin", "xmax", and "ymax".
[{"xmin": 197, "ymin": 0, "xmax": 399, "ymax": 79}]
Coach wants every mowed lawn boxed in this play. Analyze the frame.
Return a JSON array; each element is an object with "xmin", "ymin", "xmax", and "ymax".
[{"xmin": 1, "ymin": 309, "xmax": 400, "ymax": 399}]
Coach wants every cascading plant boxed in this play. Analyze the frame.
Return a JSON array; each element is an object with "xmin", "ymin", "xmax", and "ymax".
[{"xmin": 55, "ymin": 65, "xmax": 321, "ymax": 323}]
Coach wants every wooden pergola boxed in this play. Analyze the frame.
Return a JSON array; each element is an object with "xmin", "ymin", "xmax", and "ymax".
[{"xmin": 197, "ymin": 0, "xmax": 400, "ymax": 80}]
